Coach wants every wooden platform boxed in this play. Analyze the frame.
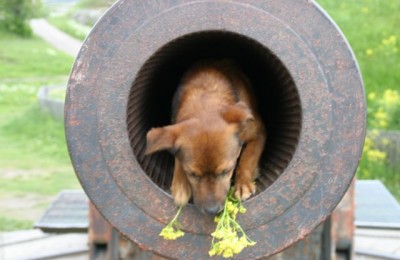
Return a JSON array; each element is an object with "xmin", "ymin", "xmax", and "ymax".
[
  {"xmin": 34, "ymin": 190, "xmax": 88, "ymax": 233},
  {"xmin": 356, "ymin": 180, "xmax": 400, "ymax": 229},
  {"xmin": 0, "ymin": 229, "xmax": 88, "ymax": 260}
]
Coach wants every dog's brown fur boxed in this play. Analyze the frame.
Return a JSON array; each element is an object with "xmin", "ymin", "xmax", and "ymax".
[{"xmin": 145, "ymin": 60, "xmax": 266, "ymax": 214}]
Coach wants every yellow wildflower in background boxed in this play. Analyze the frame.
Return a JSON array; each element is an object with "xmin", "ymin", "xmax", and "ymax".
[
  {"xmin": 373, "ymin": 108, "xmax": 389, "ymax": 128},
  {"xmin": 381, "ymin": 138, "xmax": 390, "ymax": 146},
  {"xmin": 361, "ymin": 136, "xmax": 387, "ymax": 174},
  {"xmin": 366, "ymin": 48, "xmax": 374, "ymax": 56},
  {"xmin": 368, "ymin": 92, "xmax": 376, "ymax": 100},
  {"xmin": 382, "ymin": 35, "xmax": 397, "ymax": 46},
  {"xmin": 383, "ymin": 89, "xmax": 400, "ymax": 106},
  {"xmin": 363, "ymin": 137, "xmax": 373, "ymax": 152},
  {"xmin": 380, "ymin": 35, "xmax": 398, "ymax": 54},
  {"xmin": 361, "ymin": 7, "xmax": 370, "ymax": 14},
  {"xmin": 369, "ymin": 89, "xmax": 400, "ymax": 130},
  {"xmin": 367, "ymin": 149, "xmax": 387, "ymax": 162}
]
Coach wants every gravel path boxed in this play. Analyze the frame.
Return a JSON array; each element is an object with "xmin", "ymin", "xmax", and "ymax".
[{"xmin": 30, "ymin": 18, "xmax": 82, "ymax": 57}]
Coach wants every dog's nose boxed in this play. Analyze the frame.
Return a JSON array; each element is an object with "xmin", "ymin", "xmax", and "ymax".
[{"xmin": 204, "ymin": 205, "xmax": 221, "ymax": 215}]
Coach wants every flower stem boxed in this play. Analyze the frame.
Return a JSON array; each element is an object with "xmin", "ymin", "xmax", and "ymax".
[{"xmin": 170, "ymin": 205, "xmax": 184, "ymax": 225}]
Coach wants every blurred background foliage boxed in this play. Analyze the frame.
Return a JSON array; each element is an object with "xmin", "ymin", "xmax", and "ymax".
[{"xmin": 0, "ymin": 0, "xmax": 43, "ymax": 37}]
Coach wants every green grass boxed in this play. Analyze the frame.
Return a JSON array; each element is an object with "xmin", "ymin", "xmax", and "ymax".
[
  {"xmin": 48, "ymin": 87, "xmax": 67, "ymax": 100},
  {"xmin": 358, "ymin": 161, "xmax": 399, "ymax": 200},
  {"xmin": 0, "ymin": 82, "xmax": 69, "ymax": 166},
  {"xmin": 0, "ymin": 102, "xmax": 71, "ymax": 168},
  {"xmin": 0, "ymin": 169, "xmax": 79, "ymax": 195},
  {"xmin": 316, "ymin": 0, "xmax": 400, "ymax": 94},
  {"xmin": 0, "ymin": 217, "xmax": 33, "ymax": 231},
  {"xmin": 0, "ymin": 79, "xmax": 81, "ymax": 231},
  {"xmin": 0, "ymin": 30, "xmax": 80, "ymax": 231},
  {"xmin": 0, "ymin": 79, "xmax": 79, "ymax": 190},
  {"xmin": 48, "ymin": 15, "xmax": 91, "ymax": 41},
  {"xmin": 77, "ymin": 0, "xmax": 114, "ymax": 8},
  {"xmin": 0, "ymin": 30, "xmax": 74, "ymax": 78},
  {"xmin": 0, "ymin": 80, "xmax": 77, "ymax": 187}
]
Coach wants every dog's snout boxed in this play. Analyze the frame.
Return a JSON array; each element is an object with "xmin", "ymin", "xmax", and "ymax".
[{"xmin": 204, "ymin": 205, "xmax": 222, "ymax": 215}]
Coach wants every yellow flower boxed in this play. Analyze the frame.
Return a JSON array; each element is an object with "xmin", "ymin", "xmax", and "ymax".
[
  {"xmin": 373, "ymin": 108, "xmax": 389, "ymax": 129},
  {"xmin": 389, "ymin": 35, "xmax": 397, "ymax": 44},
  {"xmin": 226, "ymin": 201, "xmax": 239, "ymax": 217},
  {"xmin": 382, "ymin": 35, "xmax": 397, "ymax": 46},
  {"xmin": 361, "ymin": 7, "xmax": 370, "ymax": 14},
  {"xmin": 222, "ymin": 248, "xmax": 234, "ymax": 258},
  {"xmin": 383, "ymin": 89, "xmax": 400, "ymax": 105},
  {"xmin": 159, "ymin": 205, "xmax": 185, "ymax": 240},
  {"xmin": 370, "ymin": 129, "xmax": 380, "ymax": 138},
  {"xmin": 374, "ymin": 108, "xmax": 388, "ymax": 120},
  {"xmin": 381, "ymin": 138, "xmax": 390, "ymax": 146},
  {"xmin": 379, "ymin": 120, "xmax": 388, "ymax": 128},
  {"xmin": 209, "ymin": 188, "xmax": 256, "ymax": 258},
  {"xmin": 368, "ymin": 92, "xmax": 376, "ymax": 100},
  {"xmin": 159, "ymin": 225, "xmax": 184, "ymax": 240},
  {"xmin": 211, "ymin": 229, "xmax": 226, "ymax": 240},
  {"xmin": 239, "ymin": 204, "xmax": 247, "ymax": 214},
  {"xmin": 366, "ymin": 49, "xmax": 374, "ymax": 56},
  {"xmin": 367, "ymin": 149, "xmax": 387, "ymax": 162},
  {"xmin": 363, "ymin": 137, "xmax": 373, "ymax": 152}
]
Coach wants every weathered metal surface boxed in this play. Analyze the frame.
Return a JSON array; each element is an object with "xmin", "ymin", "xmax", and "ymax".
[
  {"xmin": 66, "ymin": 0, "xmax": 366, "ymax": 259},
  {"xmin": 88, "ymin": 203, "xmax": 113, "ymax": 245},
  {"xmin": 88, "ymin": 203, "xmax": 119, "ymax": 259},
  {"xmin": 332, "ymin": 180, "xmax": 355, "ymax": 259},
  {"xmin": 268, "ymin": 221, "xmax": 330, "ymax": 260}
]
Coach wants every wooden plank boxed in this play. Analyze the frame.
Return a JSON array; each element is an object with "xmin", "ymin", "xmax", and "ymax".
[
  {"xmin": 2, "ymin": 232, "xmax": 88, "ymax": 260},
  {"xmin": 34, "ymin": 190, "xmax": 88, "ymax": 233},
  {"xmin": 355, "ymin": 180, "xmax": 400, "ymax": 229}
]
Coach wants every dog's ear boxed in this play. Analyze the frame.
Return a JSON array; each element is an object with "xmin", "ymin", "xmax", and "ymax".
[
  {"xmin": 145, "ymin": 125, "xmax": 181, "ymax": 155},
  {"xmin": 221, "ymin": 101, "xmax": 254, "ymax": 125},
  {"xmin": 221, "ymin": 102, "xmax": 256, "ymax": 142}
]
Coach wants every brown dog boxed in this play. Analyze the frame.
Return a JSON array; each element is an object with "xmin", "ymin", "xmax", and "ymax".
[{"xmin": 145, "ymin": 60, "xmax": 266, "ymax": 214}]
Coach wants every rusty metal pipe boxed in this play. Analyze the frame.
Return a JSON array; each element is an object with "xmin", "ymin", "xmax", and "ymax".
[{"xmin": 65, "ymin": 1, "xmax": 366, "ymax": 259}]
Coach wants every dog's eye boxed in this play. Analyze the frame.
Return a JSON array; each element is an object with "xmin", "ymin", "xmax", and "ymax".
[
  {"xmin": 216, "ymin": 169, "xmax": 231, "ymax": 178},
  {"xmin": 188, "ymin": 172, "xmax": 201, "ymax": 180}
]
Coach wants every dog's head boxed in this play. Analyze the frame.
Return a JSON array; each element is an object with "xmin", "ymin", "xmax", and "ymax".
[{"xmin": 145, "ymin": 102, "xmax": 253, "ymax": 214}]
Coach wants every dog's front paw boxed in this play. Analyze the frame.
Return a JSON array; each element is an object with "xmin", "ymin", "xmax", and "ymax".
[
  {"xmin": 171, "ymin": 182, "xmax": 192, "ymax": 206},
  {"xmin": 234, "ymin": 180, "xmax": 256, "ymax": 201}
]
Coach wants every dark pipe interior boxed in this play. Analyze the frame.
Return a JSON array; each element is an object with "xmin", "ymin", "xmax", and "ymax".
[{"xmin": 127, "ymin": 31, "xmax": 302, "ymax": 195}]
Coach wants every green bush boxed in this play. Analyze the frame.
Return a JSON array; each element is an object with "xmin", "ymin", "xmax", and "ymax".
[
  {"xmin": 357, "ymin": 89, "xmax": 400, "ymax": 200},
  {"xmin": 0, "ymin": 0, "xmax": 42, "ymax": 37},
  {"xmin": 78, "ymin": 0, "xmax": 115, "ymax": 8},
  {"xmin": 367, "ymin": 89, "xmax": 400, "ymax": 130}
]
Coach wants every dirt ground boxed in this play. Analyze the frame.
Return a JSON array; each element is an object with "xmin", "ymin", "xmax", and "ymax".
[
  {"xmin": 0, "ymin": 168, "xmax": 61, "ymax": 224},
  {"xmin": 0, "ymin": 192, "xmax": 54, "ymax": 223}
]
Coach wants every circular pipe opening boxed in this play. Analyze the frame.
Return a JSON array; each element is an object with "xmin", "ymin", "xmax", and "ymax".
[{"xmin": 127, "ymin": 31, "xmax": 302, "ymax": 195}]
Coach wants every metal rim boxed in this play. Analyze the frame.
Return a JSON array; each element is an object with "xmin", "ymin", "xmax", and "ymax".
[{"xmin": 66, "ymin": 1, "xmax": 366, "ymax": 258}]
